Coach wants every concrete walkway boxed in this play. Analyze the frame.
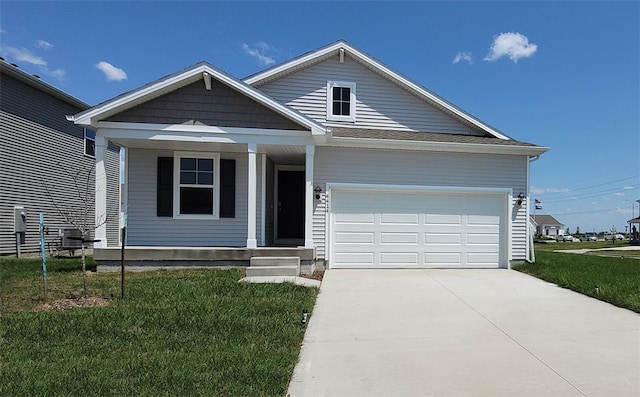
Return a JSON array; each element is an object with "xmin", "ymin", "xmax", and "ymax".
[{"xmin": 287, "ymin": 269, "xmax": 639, "ymax": 397}]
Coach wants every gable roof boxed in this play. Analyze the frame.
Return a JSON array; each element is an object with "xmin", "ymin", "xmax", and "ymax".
[
  {"xmin": 70, "ymin": 62, "xmax": 326, "ymax": 134},
  {"xmin": 245, "ymin": 40, "xmax": 511, "ymax": 140},
  {"xmin": 0, "ymin": 58, "xmax": 89, "ymax": 110},
  {"xmin": 531, "ymin": 215, "xmax": 564, "ymax": 227}
]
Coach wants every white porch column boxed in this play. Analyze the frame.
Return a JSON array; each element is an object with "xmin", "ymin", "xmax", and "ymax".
[
  {"xmin": 260, "ymin": 153, "xmax": 266, "ymax": 246},
  {"xmin": 94, "ymin": 135, "xmax": 108, "ymax": 248},
  {"xmin": 246, "ymin": 143, "xmax": 258, "ymax": 248},
  {"xmin": 304, "ymin": 145, "xmax": 315, "ymax": 249}
]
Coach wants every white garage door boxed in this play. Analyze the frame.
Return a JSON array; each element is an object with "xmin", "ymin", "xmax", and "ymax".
[{"xmin": 330, "ymin": 189, "xmax": 507, "ymax": 268}]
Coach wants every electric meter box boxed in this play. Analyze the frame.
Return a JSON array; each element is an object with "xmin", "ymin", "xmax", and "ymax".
[{"xmin": 14, "ymin": 206, "xmax": 27, "ymax": 233}]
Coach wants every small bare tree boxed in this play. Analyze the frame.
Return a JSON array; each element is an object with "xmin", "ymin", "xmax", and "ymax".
[{"xmin": 43, "ymin": 162, "xmax": 115, "ymax": 297}]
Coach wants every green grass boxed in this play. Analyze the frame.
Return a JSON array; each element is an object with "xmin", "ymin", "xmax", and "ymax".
[
  {"xmin": 533, "ymin": 239, "xmax": 634, "ymax": 252},
  {"xmin": 0, "ymin": 257, "xmax": 318, "ymax": 396},
  {"xmin": 515, "ymin": 251, "xmax": 640, "ymax": 313}
]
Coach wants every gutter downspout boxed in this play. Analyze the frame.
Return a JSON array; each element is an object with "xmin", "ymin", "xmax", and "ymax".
[{"xmin": 526, "ymin": 155, "xmax": 541, "ymax": 263}]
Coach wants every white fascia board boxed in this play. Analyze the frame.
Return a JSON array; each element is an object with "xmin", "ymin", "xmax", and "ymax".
[
  {"xmin": 246, "ymin": 41, "xmax": 510, "ymax": 140},
  {"xmin": 97, "ymin": 121, "xmax": 314, "ymax": 146},
  {"xmin": 74, "ymin": 64, "xmax": 326, "ymax": 135},
  {"xmin": 342, "ymin": 46, "xmax": 511, "ymax": 140},
  {"xmin": 73, "ymin": 68, "xmax": 204, "ymax": 127},
  {"xmin": 245, "ymin": 42, "xmax": 344, "ymax": 85},
  {"xmin": 327, "ymin": 136, "xmax": 549, "ymax": 156},
  {"xmin": 200, "ymin": 66, "xmax": 325, "ymax": 135}
]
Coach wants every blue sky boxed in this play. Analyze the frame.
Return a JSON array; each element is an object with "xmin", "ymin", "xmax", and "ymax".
[{"xmin": 2, "ymin": 1, "xmax": 638, "ymax": 233}]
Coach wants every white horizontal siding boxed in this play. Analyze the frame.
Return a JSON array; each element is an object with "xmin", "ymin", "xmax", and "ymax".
[
  {"xmin": 126, "ymin": 148, "xmax": 259, "ymax": 247},
  {"xmin": 258, "ymin": 56, "xmax": 477, "ymax": 134},
  {"xmin": 312, "ymin": 147, "xmax": 528, "ymax": 261}
]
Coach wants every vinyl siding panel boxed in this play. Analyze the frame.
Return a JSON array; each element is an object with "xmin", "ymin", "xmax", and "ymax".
[
  {"xmin": 258, "ymin": 56, "xmax": 479, "ymax": 135},
  {"xmin": 312, "ymin": 147, "xmax": 528, "ymax": 261},
  {"xmin": 0, "ymin": 74, "xmax": 120, "ymax": 255},
  {"xmin": 125, "ymin": 148, "xmax": 260, "ymax": 246},
  {"xmin": 107, "ymin": 80, "xmax": 305, "ymax": 130}
]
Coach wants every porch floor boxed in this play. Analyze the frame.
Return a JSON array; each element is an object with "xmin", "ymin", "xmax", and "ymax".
[{"xmin": 94, "ymin": 246, "xmax": 315, "ymax": 263}]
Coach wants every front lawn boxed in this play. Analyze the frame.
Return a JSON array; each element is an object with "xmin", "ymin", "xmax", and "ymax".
[
  {"xmin": 0, "ymin": 257, "xmax": 317, "ymax": 396},
  {"xmin": 515, "ymin": 251, "xmax": 640, "ymax": 313},
  {"xmin": 533, "ymin": 239, "xmax": 633, "ymax": 252}
]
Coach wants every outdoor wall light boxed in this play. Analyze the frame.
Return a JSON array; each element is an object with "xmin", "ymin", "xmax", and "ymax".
[
  {"xmin": 516, "ymin": 193, "xmax": 525, "ymax": 206},
  {"xmin": 314, "ymin": 185, "xmax": 322, "ymax": 200}
]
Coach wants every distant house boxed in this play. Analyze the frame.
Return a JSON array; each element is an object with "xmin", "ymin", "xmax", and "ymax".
[
  {"xmin": 70, "ymin": 40, "xmax": 547, "ymax": 269},
  {"xmin": 531, "ymin": 215, "xmax": 565, "ymax": 237},
  {"xmin": 0, "ymin": 59, "xmax": 120, "ymax": 256}
]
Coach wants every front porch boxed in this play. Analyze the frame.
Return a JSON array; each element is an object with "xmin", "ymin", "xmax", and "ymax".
[{"xmin": 94, "ymin": 246, "xmax": 316, "ymax": 273}]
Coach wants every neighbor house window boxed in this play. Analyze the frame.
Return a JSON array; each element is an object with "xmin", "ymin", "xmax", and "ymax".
[
  {"xmin": 84, "ymin": 128, "xmax": 96, "ymax": 157},
  {"xmin": 326, "ymin": 81, "xmax": 356, "ymax": 122},
  {"xmin": 173, "ymin": 152, "xmax": 220, "ymax": 218}
]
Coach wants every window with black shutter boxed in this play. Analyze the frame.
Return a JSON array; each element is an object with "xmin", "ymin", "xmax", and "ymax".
[
  {"xmin": 157, "ymin": 157, "xmax": 173, "ymax": 216},
  {"xmin": 220, "ymin": 159, "xmax": 236, "ymax": 218}
]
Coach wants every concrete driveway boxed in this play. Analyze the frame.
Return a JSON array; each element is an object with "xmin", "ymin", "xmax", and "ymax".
[{"xmin": 287, "ymin": 269, "xmax": 639, "ymax": 397}]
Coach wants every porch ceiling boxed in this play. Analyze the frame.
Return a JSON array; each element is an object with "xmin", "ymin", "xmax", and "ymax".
[{"xmin": 260, "ymin": 144, "xmax": 306, "ymax": 165}]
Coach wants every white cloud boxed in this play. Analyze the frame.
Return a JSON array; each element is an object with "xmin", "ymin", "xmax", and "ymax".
[
  {"xmin": 5, "ymin": 46, "xmax": 47, "ymax": 66},
  {"xmin": 45, "ymin": 68, "xmax": 65, "ymax": 79},
  {"xmin": 453, "ymin": 51, "xmax": 473, "ymax": 64},
  {"xmin": 484, "ymin": 32, "xmax": 537, "ymax": 63},
  {"xmin": 96, "ymin": 61, "xmax": 127, "ymax": 81},
  {"xmin": 242, "ymin": 42, "xmax": 275, "ymax": 65},
  {"xmin": 36, "ymin": 39, "xmax": 53, "ymax": 50}
]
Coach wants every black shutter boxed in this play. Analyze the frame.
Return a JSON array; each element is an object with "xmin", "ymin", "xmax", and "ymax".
[
  {"xmin": 220, "ymin": 159, "xmax": 236, "ymax": 218},
  {"xmin": 157, "ymin": 157, "xmax": 173, "ymax": 217}
]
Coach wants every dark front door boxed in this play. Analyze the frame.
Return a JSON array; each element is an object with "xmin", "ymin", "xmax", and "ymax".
[{"xmin": 276, "ymin": 169, "xmax": 305, "ymax": 243}]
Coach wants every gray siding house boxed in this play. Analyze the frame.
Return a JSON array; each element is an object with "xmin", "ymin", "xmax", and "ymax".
[
  {"xmin": 531, "ymin": 215, "xmax": 565, "ymax": 238},
  {"xmin": 71, "ymin": 41, "xmax": 547, "ymax": 269},
  {"xmin": 0, "ymin": 60, "xmax": 120, "ymax": 256}
]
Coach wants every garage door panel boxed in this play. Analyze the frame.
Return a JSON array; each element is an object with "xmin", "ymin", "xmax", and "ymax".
[
  {"xmin": 334, "ymin": 212, "xmax": 375, "ymax": 224},
  {"xmin": 380, "ymin": 213, "xmax": 419, "ymax": 224},
  {"xmin": 335, "ymin": 252, "xmax": 374, "ymax": 265},
  {"xmin": 380, "ymin": 252, "xmax": 419, "ymax": 265},
  {"xmin": 426, "ymin": 244, "xmax": 462, "ymax": 253},
  {"xmin": 335, "ymin": 231, "xmax": 375, "ymax": 244},
  {"xmin": 468, "ymin": 234, "xmax": 499, "ymax": 244},
  {"xmin": 467, "ymin": 253, "xmax": 500, "ymax": 265},
  {"xmin": 380, "ymin": 232, "xmax": 419, "ymax": 244},
  {"xmin": 425, "ymin": 253, "xmax": 461, "ymax": 264},
  {"xmin": 467, "ymin": 244, "xmax": 499, "ymax": 253},
  {"xmin": 425, "ymin": 233, "xmax": 461, "ymax": 244},
  {"xmin": 331, "ymin": 189, "xmax": 505, "ymax": 269},
  {"xmin": 425, "ymin": 214, "xmax": 462, "ymax": 224},
  {"xmin": 468, "ymin": 214, "xmax": 501, "ymax": 225}
]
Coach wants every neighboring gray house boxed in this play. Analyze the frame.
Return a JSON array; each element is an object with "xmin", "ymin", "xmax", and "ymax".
[
  {"xmin": 0, "ymin": 59, "xmax": 120, "ymax": 256},
  {"xmin": 71, "ymin": 41, "xmax": 547, "ymax": 269},
  {"xmin": 531, "ymin": 215, "xmax": 565, "ymax": 237}
]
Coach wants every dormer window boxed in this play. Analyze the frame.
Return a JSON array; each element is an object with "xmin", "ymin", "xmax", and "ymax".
[{"xmin": 327, "ymin": 81, "xmax": 356, "ymax": 122}]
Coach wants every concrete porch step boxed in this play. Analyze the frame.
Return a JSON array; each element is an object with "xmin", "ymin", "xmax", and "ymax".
[
  {"xmin": 250, "ymin": 256, "xmax": 300, "ymax": 267},
  {"xmin": 246, "ymin": 265, "xmax": 299, "ymax": 277}
]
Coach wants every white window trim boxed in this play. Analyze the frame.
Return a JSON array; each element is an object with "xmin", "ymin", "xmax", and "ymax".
[
  {"xmin": 173, "ymin": 151, "xmax": 221, "ymax": 219},
  {"xmin": 84, "ymin": 128, "xmax": 96, "ymax": 158},
  {"xmin": 326, "ymin": 81, "xmax": 356, "ymax": 122}
]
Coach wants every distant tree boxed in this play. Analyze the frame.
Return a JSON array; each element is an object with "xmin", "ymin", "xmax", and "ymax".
[
  {"xmin": 575, "ymin": 227, "xmax": 581, "ymax": 236},
  {"xmin": 566, "ymin": 227, "xmax": 570, "ymax": 235},
  {"xmin": 610, "ymin": 225, "xmax": 617, "ymax": 244}
]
